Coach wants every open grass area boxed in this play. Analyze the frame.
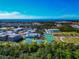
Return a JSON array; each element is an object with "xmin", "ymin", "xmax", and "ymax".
[
  {"xmin": 53, "ymin": 32, "xmax": 79, "ymax": 36},
  {"xmin": 64, "ymin": 38, "xmax": 79, "ymax": 44},
  {"xmin": 53, "ymin": 32, "xmax": 79, "ymax": 44}
]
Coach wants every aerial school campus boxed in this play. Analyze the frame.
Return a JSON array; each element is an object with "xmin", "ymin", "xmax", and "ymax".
[
  {"xmin": 0, "ymin": 20, "xmax": 79, "ymax": 59},
  {"xmin": 0, "ymin": 0, "xmax": 79, "ymax": 59},
  {"xmin": 0, "ymin": 20, "xmax": 79, "ymax": 44}
]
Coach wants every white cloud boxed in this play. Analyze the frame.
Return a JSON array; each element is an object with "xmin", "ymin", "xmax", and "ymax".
[
  {"xmin": 0, "ymin": 11, "xmax": 53, "ymax": 19},
  {"xmin": 0, "ymin": 11, "xmax": 79, "ymax": 19},
  {"xmin": 58, "ymin": 15, "xmax": 79, "ymax": 19}
]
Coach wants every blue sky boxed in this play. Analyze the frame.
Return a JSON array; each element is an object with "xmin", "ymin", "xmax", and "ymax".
[{"xmin": 0, "ymin": 0, "xmax": 79, "ymax": 19}]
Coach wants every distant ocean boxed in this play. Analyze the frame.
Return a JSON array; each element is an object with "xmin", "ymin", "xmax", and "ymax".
[{"xmin": 0, "ymin": 19, "xmax": 79, "ymax": 22}]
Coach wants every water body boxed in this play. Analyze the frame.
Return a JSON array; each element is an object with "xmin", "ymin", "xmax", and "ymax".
[{"xmin": 0, "ymin": 19, "xmax": 79, "ymax": 22}]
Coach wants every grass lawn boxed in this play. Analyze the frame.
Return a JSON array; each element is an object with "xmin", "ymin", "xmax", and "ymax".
[
  {"xmin": 53, "ymin": 32, "xmax": 79, "ymax": 44},
  {"xmin": 64, "ymin": 38, "xmax": 79, "ymax": 44}
]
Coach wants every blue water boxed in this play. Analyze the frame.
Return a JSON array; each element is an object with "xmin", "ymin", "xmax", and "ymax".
[{"xmin": 0, "ymin": 19, "xmax": 79, "ymax": 22}]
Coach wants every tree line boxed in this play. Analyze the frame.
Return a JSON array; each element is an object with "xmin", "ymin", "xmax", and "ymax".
[{"xmin": 0, "ymin": 41, "xmax": 79, "ymax": 59}]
